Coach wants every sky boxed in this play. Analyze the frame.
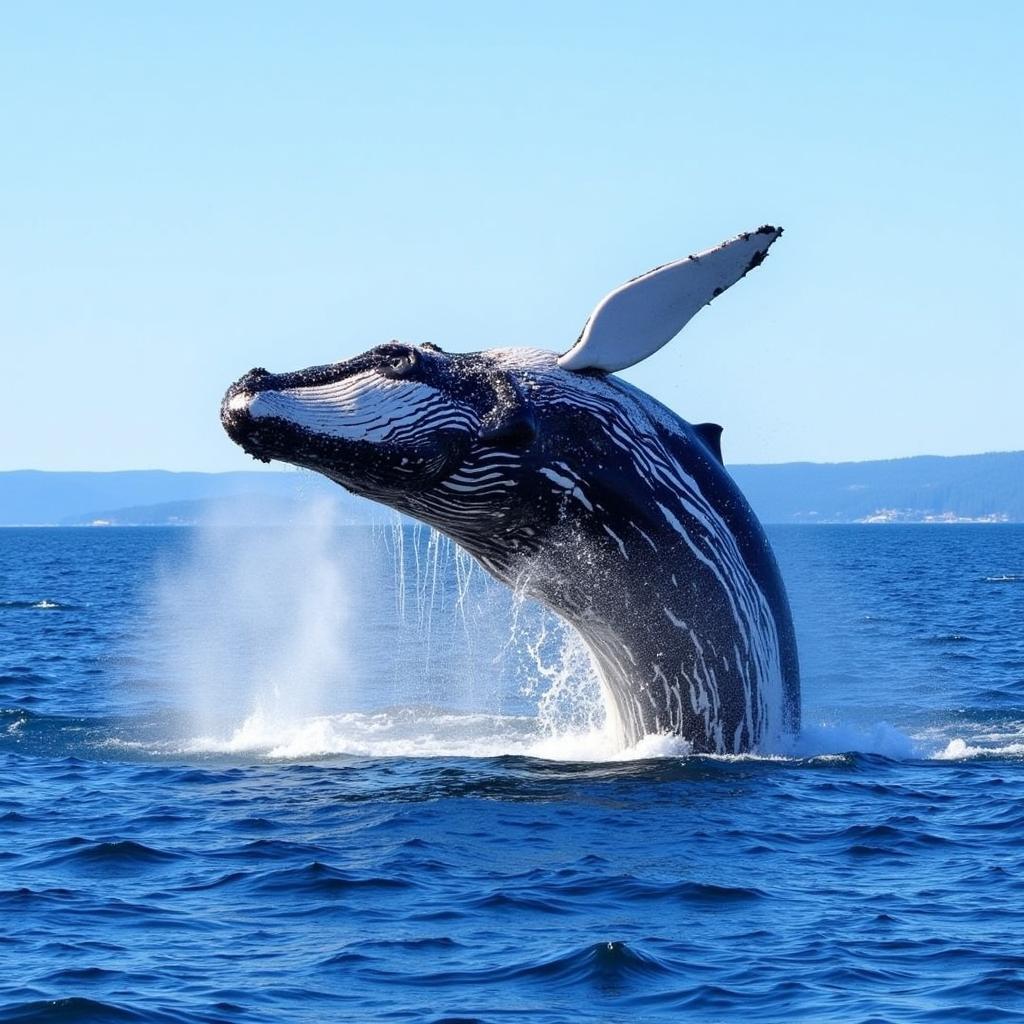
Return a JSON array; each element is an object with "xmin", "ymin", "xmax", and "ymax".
[{"xmin": 2, "ymin": 1, "xmax": 1021, "ymax": 471}]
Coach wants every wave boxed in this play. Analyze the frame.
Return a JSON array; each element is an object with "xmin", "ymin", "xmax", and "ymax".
[
  {"xmin": 243, "ymin": 861, "xmax": 415, "ymax": 896},
  {"xmin": 0, "ymin": 997, "xmax": 196, "ymax": 1024},
  {"xmin": 0, "ymin": 599, "xmax": 73, "ymax": 611},
  {"xmin": 355, "ymin": 939, "xmax": 677, "ymax": 988},
  {"xmin": 30, "ymin": 838, "xmax": 183, "ymax": 870}
]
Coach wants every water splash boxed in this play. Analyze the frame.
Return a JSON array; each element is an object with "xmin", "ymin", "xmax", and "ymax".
[
  {"xmin": 148, "ymin": 512, "xmax": 993, "ymax": 765},
  {"xmin": 772, "ymin": 720, "xmax": 921, "ymax": 760},
  {"xmin": 147, "ymin": 504, "xmax": 616, "ymax": 758},
  {"xmin": 150, "ymin": 498, "xmax": 353, "ymax": 742},
  {"xmin": 511, "ymin": 601, "xmax": 619, "ymax": 752}
]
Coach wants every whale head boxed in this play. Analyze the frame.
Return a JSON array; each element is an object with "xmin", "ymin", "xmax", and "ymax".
[{"xmin": 221, "ymin": 342, "xmax": 542, "ymax": 541}]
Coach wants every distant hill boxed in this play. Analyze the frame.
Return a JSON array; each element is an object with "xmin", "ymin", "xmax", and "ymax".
[
  {"xmin": 57, "ymin": 495, "xmax": 372, "ymax": 528},
  {"xmin": 729, "ymin": 451, "xmax": 1024, "ymax": 524},
  {"xmin": 0, "ymin": 470, "xmax": 377, "ymax": 527},
  {"xmin": 1, "ymin": 453, "xmax": 1022, "ymax": 526}
]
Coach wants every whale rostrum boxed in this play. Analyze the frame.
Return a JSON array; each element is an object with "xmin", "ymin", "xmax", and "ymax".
[{"xmin": 221, "ymin": 226, "xmax": 799, "ymax": 753}]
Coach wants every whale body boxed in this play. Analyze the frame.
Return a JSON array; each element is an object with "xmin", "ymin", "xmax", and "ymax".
[{"xmin": 222, "ymin": 226, "xmax": 800, "ymax": 752}]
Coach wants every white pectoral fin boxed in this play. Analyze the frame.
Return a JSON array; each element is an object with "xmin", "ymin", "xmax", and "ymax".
[{"xmin": 557, "ymin": 225, "xmax": 783, "ymax": 373}]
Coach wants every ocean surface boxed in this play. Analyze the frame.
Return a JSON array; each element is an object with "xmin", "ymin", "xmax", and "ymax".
[{"xmin": 1, "ymin": 519, "xmax": 1023, "ymax": 1022}]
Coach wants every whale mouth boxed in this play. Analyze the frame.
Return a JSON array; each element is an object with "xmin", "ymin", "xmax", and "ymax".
[
  {"xmin": 220, "ymin": 368, "xmax": 348, "ymax": 467},
  {"xmin": 220, "ymin": 354, "xmax": 420, "ymax": 459},
  {"xmin": 220, "ymin": 356, "xmax": 477, "ymax": 490}
]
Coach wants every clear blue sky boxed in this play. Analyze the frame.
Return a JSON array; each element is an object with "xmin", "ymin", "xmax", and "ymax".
[{"xmin": 2, "ymin": 1, "xmax": 1021, "ymax": 471}]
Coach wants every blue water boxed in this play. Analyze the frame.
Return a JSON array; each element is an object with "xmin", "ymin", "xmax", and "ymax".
[{"xmin": 2, "ymin": 522, "xmax": 1024, "ymax": 1022}]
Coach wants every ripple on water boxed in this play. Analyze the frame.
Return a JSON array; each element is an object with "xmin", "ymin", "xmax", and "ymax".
[
  {"xmin": 0, "ymin": 997, "xmax": 188, "ymax": 1024},
  {"xmin": 29, "ymin": 839, "xmax": 183, "ymax": 870}
]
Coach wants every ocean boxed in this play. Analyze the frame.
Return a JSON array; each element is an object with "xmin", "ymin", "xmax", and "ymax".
[{"xmin": 1, "ymin": 520, "xmax": 1023, "ymax": 1022}]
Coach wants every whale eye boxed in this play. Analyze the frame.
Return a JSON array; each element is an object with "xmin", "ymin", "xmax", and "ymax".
[{"xmin": 381, "ymin": 349, "xmax": 418, "ymax": 380}]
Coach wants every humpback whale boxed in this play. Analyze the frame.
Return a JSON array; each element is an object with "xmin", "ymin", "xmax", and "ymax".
[{"xmin": 221, "ymin": 226, "xmax": 800, "ymax": 753}]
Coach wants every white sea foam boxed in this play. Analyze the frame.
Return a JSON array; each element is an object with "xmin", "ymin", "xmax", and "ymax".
[
  {"xmin": 773, "ymin": 720, "xmax": 922, "ymax": 760},
  {"xmin": 185, "ymin": 707, "xmax": 534, "ymax": 759},
  {"xmin": 781, "ymin": 720, "xmax": 1024, "ymax": 762},
  {"xmin": 133, "ymin": 704, "xmax": 1024, "ymax": 764},
  {"xmin": 179, "ymin": 707, "xmax": 681, "ymax": 762},
  {"xmin": 170, "ymin": 707, "xmax": 1024, "ymax": 764},
  {"xmin": 933, "ymin": 736, "xmax": 1024, "ymax": 760}
]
